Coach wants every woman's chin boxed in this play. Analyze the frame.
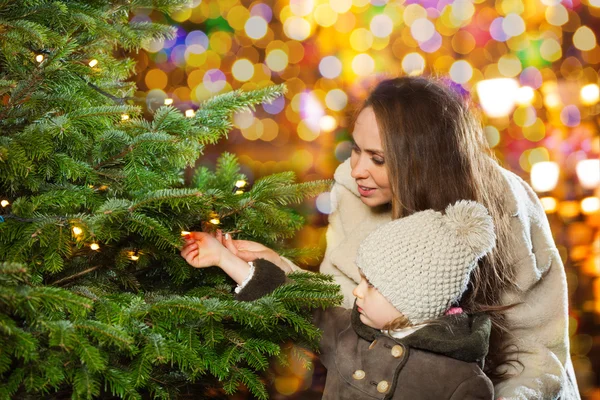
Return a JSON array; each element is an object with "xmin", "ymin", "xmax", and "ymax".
[{"xmin": 359, "ymin": 196, "xmax": 384, "ymax": 208}]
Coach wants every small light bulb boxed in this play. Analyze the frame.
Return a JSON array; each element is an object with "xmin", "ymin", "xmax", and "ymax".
[
  {"xmin": 235, "ymin": 190, "xmax": 244, "ymax": 195},
  {"xmin": 1, "ymin": 200, "xmax": 9, "ymax": 207},
  {"xmin": 209, "ymin": 218, "xmax": 220, "ymax": 225},
  {"xmin": 90, "ymin": 243, "xmax": 100, "ymax": 251},
  {"xmin": 130, "ymin": 254, "xmax": 139, "ymax": 261},
  {"xmin": 164, "ymin": 98, "xmax": 174, "ymax": 105},
  {"xmin": 88, "ymin": 59, "xmax": 98, "ymax": 67},
  {"xmin": 235, "ymin": 180, "xmax": 247, "ymax": 188},
  {"xmin": 185, "ymin": 109, "xmax": 195, "ymax": 117},
  {"xmin": 35, "ymin": 54, "xmax": 44, "ymax": 63},
  {"xmin": 181, "ymin": 231, "xmax": 191, "ymax": 236},
  {"xmin": 72, "ymin": 227, "xmax": 83, "ymax": 235},
  {"xmin": 121, "ymin": 114, "xmax": 130, "ymax": 121}
]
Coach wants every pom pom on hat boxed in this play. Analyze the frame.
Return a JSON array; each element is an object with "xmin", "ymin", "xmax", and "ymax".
[{"xmin": 443, "ymin": 200, "xmax": 496, "ymax": 258}]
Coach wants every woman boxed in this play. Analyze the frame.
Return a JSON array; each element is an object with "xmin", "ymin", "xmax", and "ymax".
[{"xmin": 203, "ymin": 77, "xmax": 580, "ymax": 399}]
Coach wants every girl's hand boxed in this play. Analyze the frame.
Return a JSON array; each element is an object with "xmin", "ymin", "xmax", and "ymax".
[
  {"xmin": 180, "ymin": 232, "xmax": 226, "ymax": 269},
  {"xmin": 221, "ymin": 235, "xmax": 292, "ymax": 273}
]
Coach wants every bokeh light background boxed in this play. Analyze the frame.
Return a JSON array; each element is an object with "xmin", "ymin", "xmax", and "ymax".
[{"xmin": 130, "ymin": 0, "xmax": 599, "ymax": 397}]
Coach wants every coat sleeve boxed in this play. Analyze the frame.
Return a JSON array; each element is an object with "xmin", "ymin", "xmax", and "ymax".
[
  {"xmin": 449, "ymin": 374, "xmax": 494, "ymax": 400},
  {"xmin": 234, "ymin": 259, "xmax": 288, "ymax": 301},
  {"xmin": 494, "ymin": 170, "xmax": 580, "ymax": 400}
]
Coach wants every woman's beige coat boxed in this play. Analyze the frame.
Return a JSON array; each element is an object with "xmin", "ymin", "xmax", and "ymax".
[{"xmin": 313, "ymin": 159, "xmax": 580, "ymax": 400}]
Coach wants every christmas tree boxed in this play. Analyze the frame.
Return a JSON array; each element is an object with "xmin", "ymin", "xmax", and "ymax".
[{"xmin": 0, "ymin": 1, "xmax": 342, "ymax": 399}]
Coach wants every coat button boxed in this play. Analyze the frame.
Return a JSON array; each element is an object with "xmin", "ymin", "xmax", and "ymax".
[
  {"xmin": 352, "ymin": 370, "xmax": 366, "ymax": 380},
  {"xmin": 377, "ymin": 380, "xmax": 390, "ymax": 393},
  {"xmin": 391, "ymin": 345, "xmax": 404, "ymax": 358}
]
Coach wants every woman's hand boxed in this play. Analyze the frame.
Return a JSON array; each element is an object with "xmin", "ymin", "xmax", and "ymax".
[
  {"xmin": 221, "ymin": 234, "xmax": 292, "ymax": 274},
  {"xmin": 180, "ymin": 232, "xmax": 226, "ymax": 269}
]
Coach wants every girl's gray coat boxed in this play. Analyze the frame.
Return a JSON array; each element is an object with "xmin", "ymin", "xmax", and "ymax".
[{"xmin": 237, "ymin": 259, "xmax": 494, "ymax": 400}]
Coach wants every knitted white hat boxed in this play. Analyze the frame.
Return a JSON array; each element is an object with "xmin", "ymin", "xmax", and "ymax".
[{"xmin": 356, "ymin": 200, "xmax": 496, "ymax": 325}]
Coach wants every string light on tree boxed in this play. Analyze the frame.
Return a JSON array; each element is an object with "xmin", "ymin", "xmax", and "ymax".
[
  {"xmin": 1, "ymin": 200, "xmax": 9, "ymax": 207},
  {"xmin": 129, "ymin": 250, "xmax": 140, "ymax": 261},
  {"xmin": 35, "ymin": 54, "xmax": 44, "ymax": 62},
  {"xmin": 164, "ymin": 98, "xmax": 174, "ymax": 105},
  {"xmin": 72, "ymin": 226, "xmax": 83, "ymax": 236},
  {"xmin": 88, "ymin": 59, "xmax": 98, "ymax": 67},
  {"xmin": 185, "ymin": 109, "xmax": 195, "ymax": 117},
  {"xmin": 181, "ymin": 231, "xmax": 191, "ymax": 236},
  {"xmin": 90, "ymin": 243, "xmax": 100, "ymax": 251},
  {"xmin": 209, "ymin": 217, "xmax": 221, "ymax": 225},
  {"xmin": 121, "ymin": 114, "xmax": 130, "ymax": 121},
  {"xmin": 233, "ymin": 179, "xmax": 248, "ymax": 194}
]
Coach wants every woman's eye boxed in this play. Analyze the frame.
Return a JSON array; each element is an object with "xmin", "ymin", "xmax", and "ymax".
[{"xmin": 372, "ymin": 157, "xmax": 385, "ymax": 165}]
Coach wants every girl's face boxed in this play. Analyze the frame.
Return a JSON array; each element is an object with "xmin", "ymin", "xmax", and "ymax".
[
  {"xmin": 350, "ymin": 107, "xmax": 393, "ymax": 207},
  {"xmin": 353, "ymin": 274, "xmax": 403, "ymax": 330}
]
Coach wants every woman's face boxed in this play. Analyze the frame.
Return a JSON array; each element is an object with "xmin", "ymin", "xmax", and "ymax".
[{"xmin": 350, "ymin": 107, "xmax": 393, "ymax": 207}]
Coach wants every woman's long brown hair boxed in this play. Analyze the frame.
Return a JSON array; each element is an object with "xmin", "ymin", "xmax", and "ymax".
[{"xmin": 361, "ymin": 76, "xmax": 519, "ymax": 382}]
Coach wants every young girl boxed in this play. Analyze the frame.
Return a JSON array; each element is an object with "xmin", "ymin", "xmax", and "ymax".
[{"xmin": 181, "ymin": 200, "xmax": 496, "ymax": 399}]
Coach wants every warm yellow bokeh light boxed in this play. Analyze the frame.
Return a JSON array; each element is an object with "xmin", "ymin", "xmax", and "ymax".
[
  {"xmin": 330, "ymin": 0, "xmax": 352, "ymax": 14},
  {"xmin": 498, "ymin": 54, "xmax": 522, "ymax": 77},
  {"xmin": 581, "ymin": 197, "xmax": 600, "ymax": 215},
  {"xmin": 351, "ymin": 53, "xmax": 375, "ymax": 76},
  {"xmin": 402, "ymin": 52, "xmax": 425, "ymax": 75},
  {"xmin": 404, "ymin": 4, "xmax": 427, "ymax": 26},
  {"xmin": 266, "ymin": 49, "xmax": 289, "ymax": 72},
  {"xmin": 232, "ymin": 59, "xmax": 254, "ymax": 81},
  {"xmin": 573, "ymin": 26, "xmax": 597, "ymax": 51},
  {"xmin": 319, "ymin": 115, "xmax": 338, "ymax": 132},
  {"xmin": 325, "ymin": 89, "xmax": 348, "ymax": 111},
  {"xmin": 515, "ymin": 86, "xmax": 535, "ymax": 105},
  {"xmin": 581, "ymin": 84, "xmax": 600, "ymax": 105},
  {"xmin": 540, "ymin": 197, "xmax": 558, "ymax": 213},
  {"xmin": 284, "ymin": 17, "xmax": 311, "ymax": 41},
  {"xmin": 531, "ymin": 161, "xmax": 560, "ymax": 192},
  {"xmin": 145, "ymin": 69, "xmax": 168, "ymax": 90},
  {"xmin": 297, "ymin": 120, "xmax": 320, "ymax": 141},
  {"xmin": 540, "ymin": 38, "xmax": 562, "ymax": 62},
  {"xmin": 545, "ymin": 5, "xmax": 568, "ymax": 26},
  {"xmin": 449, "ymin": 60, "xmax": 473, "ymax": 84},
  {"xmin": 315, "ymin": 4, "xmax": 338, "ymax": 27},
  {"xmin": 349, "ymin": 28, "xmax": 374, "ymax": 52},
  {"xmin": 245, "ymin": 16, "xmax": 268, "ymax": 39}
]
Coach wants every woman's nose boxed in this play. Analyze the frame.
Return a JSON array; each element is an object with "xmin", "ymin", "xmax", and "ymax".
[{"xmin": 351, "ymin": 157, "xmax": 368, "ymax": 180}]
